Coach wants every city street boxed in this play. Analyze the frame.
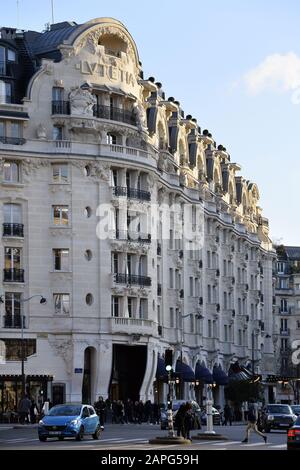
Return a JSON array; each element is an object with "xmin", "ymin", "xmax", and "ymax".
[{"xmin": 0, "ymin": 423, "xmax": 288, "ymax": 450}]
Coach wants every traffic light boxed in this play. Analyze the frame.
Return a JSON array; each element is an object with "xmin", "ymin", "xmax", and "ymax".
[{"xmin": 165, "ymin": 349, "xmax": 173, "ymax": 370}]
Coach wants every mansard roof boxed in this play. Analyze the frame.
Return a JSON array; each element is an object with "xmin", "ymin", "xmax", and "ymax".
[{"xmin": 285, "ymin": 246, "xmax": 300, "ymax": 261}]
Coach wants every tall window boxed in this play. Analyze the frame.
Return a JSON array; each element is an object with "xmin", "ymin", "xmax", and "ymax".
[
  {"xmin": 169, "ymin": 268, "xmax": 174, "ymax": 288},
  {"xmin": 107, "ymin": 133, "xmax": 117, "ymax": 145},
  {"xmin": 54, "ymin": 294, "xmax": 70, "ymax": 314},
  {"xmin": 111, "ymin": 296, "xmax": 119, "ymax": 317},
  {"xmin": 52, "ymin": 87, "xmax": 64, "ymax": 101},
  {"xmin": 224, "ymin": 324, "xmax": 228, "ymax": 342},
  {"xmin": 208, "ymin": 319, "xmax": 212, "ymax": 337},
  {"xmin": 280, "ymin": 299, "xmax": 288, "ymax": 313},
  {"xmin": 281, "ymin": 338, "xmax": 288, "ymax": 351},
  {"xmin": 3, "ymin": 161, "xmax": 20, "ymax": 182},
  {"xmin": 5, "ymin": 247, "xmax": 21, "ymax": 270},
  {"xmin": 189, "ymin": 277, "xmax": 194, "ymax": 296},
  {"xmin": 4, "ymin": 292, "xmax": 21, "ymax": 328},
  {"xmin": 53, "ymin": 249, "xmax": 69, "ymax": 271},
  {"xmin": 281, "ymin": 318, "xmax": 288, "ymax": 332},
  {"xmin": 112, "ymin": 253, "xmax": 118, "ymax": 274},
  {"xmin": 53, "ymin": 125, "xmax": 63, "ymax": 141},
  {"xmin": 3, "ymin": 203, "xmax": 21, "ymax": 224},
  {"xmin": 170, "ymin": 307, "xmax": 174, "ymax": 327},
  {"xmin": 127, "ymin": 297, "xmax": 134, "ymax": 318},
  {"xmin": 207, "ymin": 284, "xmax": 211, "ymax": 303},
  {"xmin": 139, "ymin": 298, "xmax": 147, "ymax": 319},
  {"xmin": 53, "ymin": 206, "xmax": 69, "ymax": 225},
  {"xmin": 52, "ymin": 164, "xmax": 68, "ymax": 183},
  {"xmin": 11, "ymin": 122, "xmax": 21, "ymax": 139},
  {"xmin": 238, "ymin": 329, "xmax": 242, "ymax": 345}
]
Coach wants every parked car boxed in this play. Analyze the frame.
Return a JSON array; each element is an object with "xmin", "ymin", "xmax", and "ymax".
[
  {"xmin": 38, "ymin": 404, "xmax": 100, "ymax": 441},
  {"xmin": 261, "ymin": 404, "xmax": 297, "ymax": 432},
  {"xmin": 291, "ymin": 405, "xmax": 300, "ymax": 416},
  {"xmin": 287, "ymin": 415, "xmax": 300, "ymax": 450},
  {"xmin": 200, "ymin": 407, "xmax": 221, "ymax": 426},
  {"xmin": 160, "ymin": 400, "xmax": 201, "ymax": 430}
]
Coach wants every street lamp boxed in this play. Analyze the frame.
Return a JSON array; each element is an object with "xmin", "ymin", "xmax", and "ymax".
[
  {"xmin": 165, "ymin": 365, "xmax": 175, "ymax": 438},
  {"xmin": 204, "ymin": 381, "xmax": 216, "ymax": 435}
]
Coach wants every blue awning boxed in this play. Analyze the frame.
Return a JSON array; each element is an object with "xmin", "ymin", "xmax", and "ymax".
[
  {"xmin": 156, "ymin": 356, "xmax": 168, "ymax": 381},
  {"xmin": 176, "ymin": 361, "xmax": 195, "ymax": 382},
  {"xmin": 195, "ymin": 363, "xmax": 213, "ymax": 384},
  {"xmin": 213, "ymin": 366, "xmax": 229, "ymax": 386}
]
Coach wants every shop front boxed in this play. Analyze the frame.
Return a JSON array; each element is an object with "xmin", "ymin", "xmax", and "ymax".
[{"xmin": 0, "ymin": 374, "xmax": 53, "ymax": 421}]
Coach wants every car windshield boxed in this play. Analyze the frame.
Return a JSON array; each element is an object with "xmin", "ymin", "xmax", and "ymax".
[
  {"xmin": 267, "ymin": 405, "xmax": 291, "ymax": 414},
  {"xmin": 172, "ymin": 402, "xmax": 185, "ymax": 411},
  {"xmin": 48, "ymin": 405, "xmax": 82, "ymax": 416}
]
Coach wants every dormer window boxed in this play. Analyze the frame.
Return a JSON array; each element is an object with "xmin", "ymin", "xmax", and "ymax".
[{"xmin": 0, "ymin": 45, "xmax": 17, "ymax": 76}]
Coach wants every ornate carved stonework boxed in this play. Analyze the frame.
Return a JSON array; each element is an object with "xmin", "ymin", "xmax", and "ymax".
[
  {"xmin": 69, "ymin": 83, "xmax": 97, "ymax": 116},
  {"xmin": 75, "ymin": 26, "xmax": 136, "ymax": 62},
  {"xmin": 49, "ymin": 338, "xmax": 73, "ymax": 375},
  {"xmin": 22, "ymin": 158, "xmax": 50, "ymax": 181},
  {"xmin": 36, "ymin": 124, "xmax": 47, "ymax": 140},
  {"xmin": 90, "ymin": 162, "xmax": 110, "ymax": 182}
]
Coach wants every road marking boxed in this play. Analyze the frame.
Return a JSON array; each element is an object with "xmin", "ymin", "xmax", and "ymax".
[
  {"xmin": 241, "ymin": 442, "xmax": 266, "ymax": 447},
  {"xmin": 212, "ymin": 441, "xmax": 240, "ymax": 446},
  {"xmin": 269, "ymin": 444, "xmax": 287, "ymax": 449}
]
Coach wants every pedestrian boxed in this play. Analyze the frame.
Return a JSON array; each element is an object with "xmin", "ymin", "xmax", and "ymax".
[
  {"xmin": 18, "ymin": 395, "xmax": 31, "ymax": 424},
  {"xmin": 241, "ymin": 398, "xmax": 267, "ymax": 443},
  {"xmin": 29, "ymin": 399, "xmax": 39, "ymax": 424},
  {"xmin": 174, "ymin": 403, "xmax": 186, "ymax": 438},
  {"xmin": 94, "ymin": 396, "xmax": 106, "ymax": 430},
  {"xmin": 184, "ymin": 403, "xmax": 193, "ymax": 441},
  {"xmin": 223, "ymin": 404, "xmax": 233, "ymax": 426}
]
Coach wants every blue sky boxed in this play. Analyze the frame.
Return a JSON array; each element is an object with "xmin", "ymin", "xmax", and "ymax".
[{"xmin": 2, "ymin": 0, "xmax": 300, "ymax": 245}]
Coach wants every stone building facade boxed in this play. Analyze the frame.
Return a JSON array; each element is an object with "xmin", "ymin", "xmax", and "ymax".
[
  {"xmin": 273, "ymin": 246, "xmax": 300, "ymax": 403},
  {"xmin": 0, "ymin": 17, "xmax": 275, "ymax": 411}
]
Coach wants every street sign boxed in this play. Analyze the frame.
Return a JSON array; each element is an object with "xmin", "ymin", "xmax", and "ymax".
[{"xmin": 74, "ymin": 368, "xmax": 83, "ymax": 373}]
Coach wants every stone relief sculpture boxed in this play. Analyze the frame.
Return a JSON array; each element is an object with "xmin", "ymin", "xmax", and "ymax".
[
  {"xmin": 132, "ymin": 101, "xmax": 148, "ymax": 133},
  {"xmin": 69, "ymin": 83, "xmax": 97, "ymax": 117}
]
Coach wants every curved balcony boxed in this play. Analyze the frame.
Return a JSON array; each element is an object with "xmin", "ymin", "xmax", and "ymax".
[
  {"xmin": 104, "ymin": 317, "xmax": 155, "ymax": 335},
  {"xmin": 114, "ymin": 273, "xmax": 151, "ymax": 287},
  {"xmin": 0, "ymin": 136, "xmax": 26, "ymax": 145},
  {"xmin": 51, "ymin": 101, "xmax": 136, "ymax": 126},
  {"xmin": 3, "ymin": 223, "xmax": 24, "ymax": 237},
  {"xmin": 112, "ymin": 230, "xmax": 151, "ymax": 244},
  {"xmin": 112, "ymin": 186, "xmax": 151, "ymax": 202}
]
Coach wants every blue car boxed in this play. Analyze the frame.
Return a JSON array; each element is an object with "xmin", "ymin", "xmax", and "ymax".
[{"xmin": 38, "ymin": 404, "xmax": 101, "ymax": 441}]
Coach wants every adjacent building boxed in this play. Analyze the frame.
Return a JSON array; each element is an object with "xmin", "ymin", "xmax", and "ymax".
[
  {"xmin": 0, "ymin": 17, "xmax": 276, "ymax": 413},
  {"xmin": 273, "ymin": 245, "xmax": 300, "ymax": 403}
]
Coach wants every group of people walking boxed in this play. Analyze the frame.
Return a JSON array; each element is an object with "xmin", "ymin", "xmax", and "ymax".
[
  {"xmin": 93, "ymin": 397, "xmax": 161, "ymax": 427},
  {"xmin": 17, "ymin": 394, "xmax": 50, "ymax": 424}
]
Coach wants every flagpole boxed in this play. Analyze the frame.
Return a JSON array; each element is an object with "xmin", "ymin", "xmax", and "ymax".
[{"xmin": 51, "ymin": 0, "xmax": 54, "ymax": 24}]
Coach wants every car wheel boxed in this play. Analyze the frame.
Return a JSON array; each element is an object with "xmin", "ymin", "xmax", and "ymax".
[
  {"xmin": 58, "ymin": 436, "xmax": 64, "ymax": 441},
  {"xmin": 39, "ymin": 436, "xmax": 47, "ymax": 442},
  {"xmin": 92, "ymin": 425, "xmax": 101, "ymax": 440},
  {"xmin": 76, "ymin": 426, "xmax": 84, "ymax": 441}
]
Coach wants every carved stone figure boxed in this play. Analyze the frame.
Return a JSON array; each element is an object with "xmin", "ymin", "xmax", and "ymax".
[
  {"xmin": 132, "ymin": 102, "xmax": 148, "ymax": 133},
  {"xmin": 36, "ymin": 124, "xmax": 47, "ymax": 140},
  {"xmin": 69, "ymin": 83, "xmax": 97, "ymax": 117}
]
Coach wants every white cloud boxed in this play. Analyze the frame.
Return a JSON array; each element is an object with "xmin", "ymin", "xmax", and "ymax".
[{"xmin": 243, "ymin": 52, "xmax": 300, "ymax": 95}]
